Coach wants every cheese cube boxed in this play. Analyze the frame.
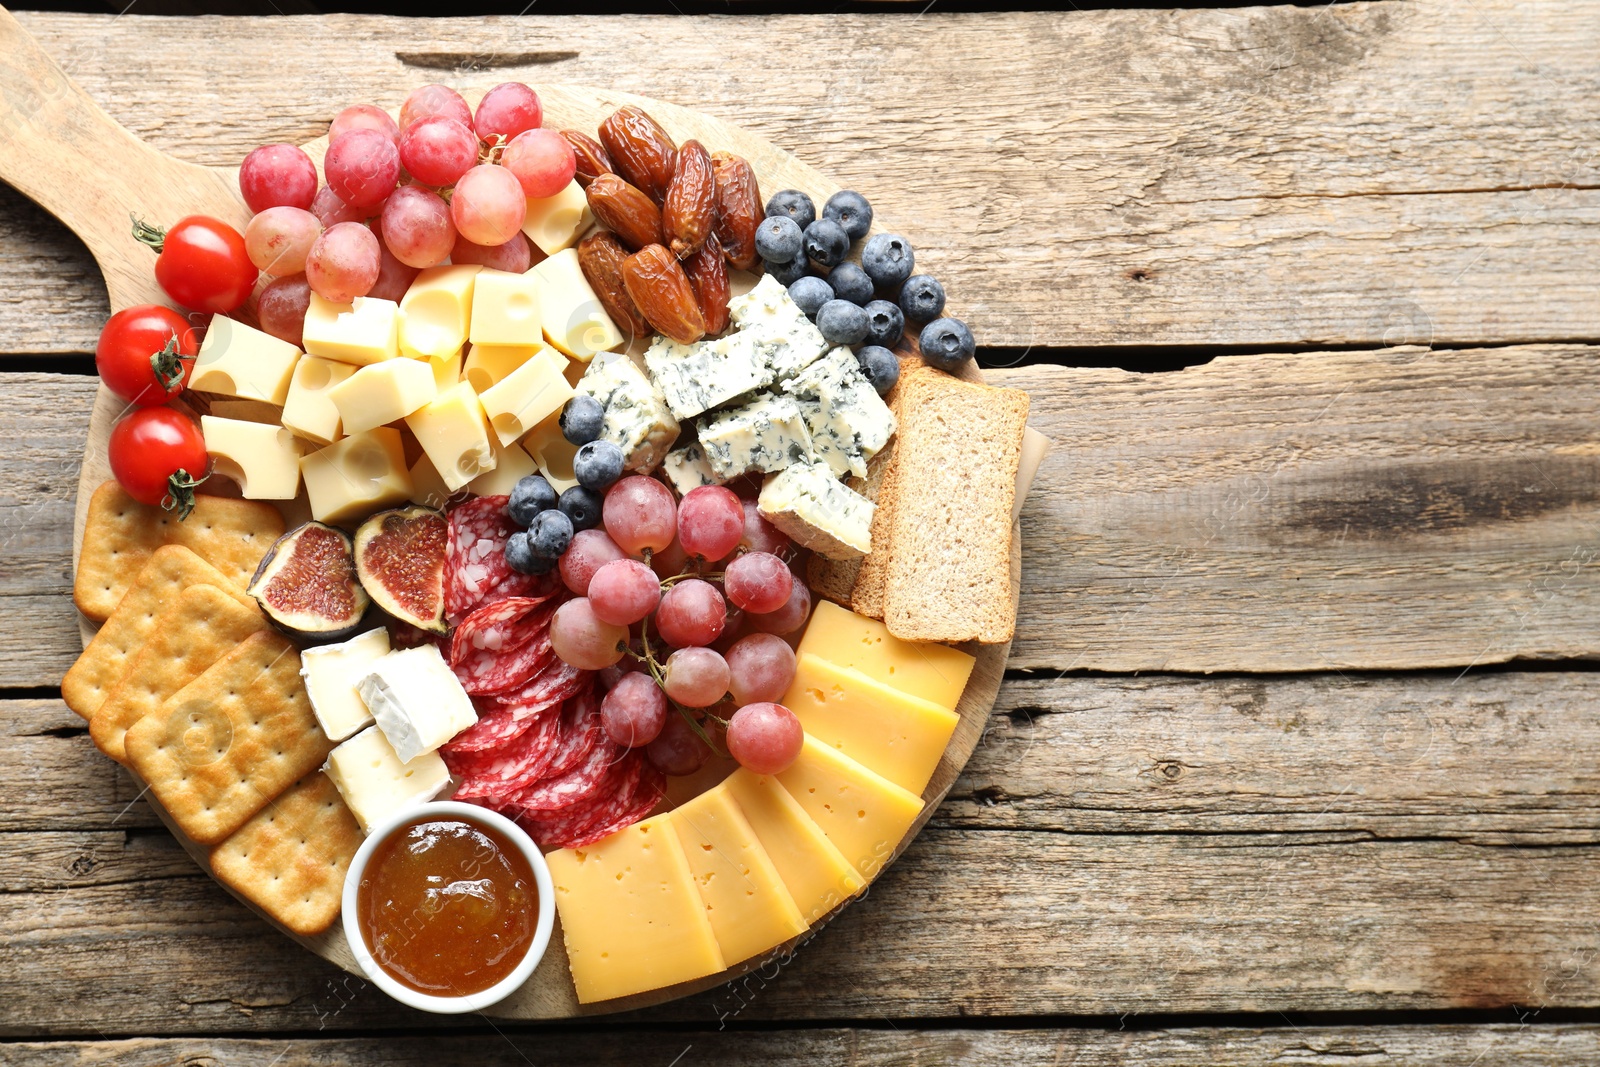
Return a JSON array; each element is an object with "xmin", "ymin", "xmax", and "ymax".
[
  {"xmin": 723, "ymin": 768, "xmax": 863, "ymax": 924},
  {"xmin": 404, "ymin": 381, "xmax": 496, "ymax": 492},
  {"xmin": 281, "ymin": 355, "xmax": 356, "ymax": 445},
  {"xmin": 479, "ymin": 344, "xmax": 573, "ymax": 446},
  {"xmin": 783, "ymin": 346, "xmax": 896, "ymax": 480},
  {"xmin": 327, "ymin": 358, "xmax": 438, "ymax": 436},
  {"xmin": 521, "ymin": 179, "xmax": 593, "ymax": 256},
  {"xmin": 671, "ymin": 785, "xmax": 809, "ymax": 966},
  {"xmin": 698, "ymin": 394, "xmax": 814, "ymax": 480},
  {"xmin": 545, "ymin": 816, "xmax": 727, "ymax": 1003},
  {"xmin": 469, "ymin": 268, "xmax": 544, "ymax": 347},
  {"xmin": 758, "ymin": 461, "xmax": 874, "ymax": 560},
  {"xmin": 728, "ymin": 274, "xmax": 828, "ymax": 380},
  {"xmin": 399, "ymin": 265, "xmax": 480, "ymax": 361},
  {"xmin": 300, "ymin": 294, "xmax": 401, "ymax": 366},
  {"xmin": 463, "ymin": 342, "xmax": 544, "ymax": 394},
  {"xmin": 797, "ymin": 601, "xmax": 975, "ymax": 711},
  {"xmin": 356, "ymin": 644, "xmax": 477, "ymax": 763},
  {"xmin": 300, "ymin": 427, "xmax": 413, "ymax": 526},
  {"xmin": 190, "ymin": 315, "xmax": 301, "ymax": 405},
  {"xmin": 662, "ymin": 441, "xmax": 721, "ymax": 495},
  {"xmin": 407, "ymin": 450, "xmax": 455, "ymax": 510},
  {"xmin": 324, "ymin": 725, "xmax": 451, "ymax": 835},
  {"xmin": 520, "ymin": 408, "xmax": 580, "ymax": 493},
  {"xmin": 205, "ymin": 399, "xmax": 282, "ymax": 424},
  {"xmin": 774, "ymin": 735, "xmax": 924, "ymax": 882},
  {"xmin": 199, "ymin": 416, "xmax": 304, "ymax": 500},
  {"xmin": 534, "ymin": 248, "xmax": 624, "ymax": 361},
  {"xmin": 467, "ymin": 432, "xmax": 541, "ymax": 496},
  {"xmin": 645, "ymin": 332, "xmax": 776, "ymax": 421},
  {"xmin": 430, "ymin": 347, "xmax": 463, "ymax": 392},
  {"xmin": 574, "ymin": 355, "xmax": 678, "ymax": 472},
  {"xmin": 299, "ymin": 627, "xmax": 390, "ymax": 742}
]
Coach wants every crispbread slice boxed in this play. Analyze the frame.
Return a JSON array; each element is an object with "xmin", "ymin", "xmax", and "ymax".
[
  {"xmin": 62, "ymin": 545, "xmax": 252, "ymax": 720},
  {"xmin": 850, "ymin": 356, "xmax": 938, "ymax": 618},
  {"xmin": 210, "ymin": 770, "xmax": 362, "ymax": 935},
  {"xmin": 126, "ymin": 630, "xmax": 334, "ymax": 845},
  {"xmin": 74, "ymin": 481, "xmax": 284, "ymax": 622},
  {"xmin": 883, "ymin": 372, "xmax": 1029, "ymax": 644},
  {"xmin": 89, "ymin": 584, "xmax": 267, "ymax": 765}
]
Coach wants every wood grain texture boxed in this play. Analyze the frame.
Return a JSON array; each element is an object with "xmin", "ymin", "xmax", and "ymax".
[{"xmin": 2, "ymin": 2, "xmax": 1599, "ymax": 353}]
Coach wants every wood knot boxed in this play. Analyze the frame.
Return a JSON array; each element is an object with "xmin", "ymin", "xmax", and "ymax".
[
  {"xmin": 1125, "ymin": 268, "xmax": 1155, "ymax": 282},
  {"xmin": 1158, "ymin": 761, "xmax": 1183, "ymax": 780}
]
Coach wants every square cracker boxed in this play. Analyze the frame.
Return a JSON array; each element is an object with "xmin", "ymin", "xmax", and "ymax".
[
  {"xmin": 74, "ymin": 481, "xmax": 284, "ymax": 622},
  {"xmin": 210, "ymin": 771, "xmax": 362, "ymax": 936},
  {"xmin": 126, "ymin": 630, "xmax": 335, "ymax": 845},
  {"xmin": 89, "ymin": 584, "xmax": 266, "ymax": 765},
  {"xmin": 62, "ymin": 545, "xmax": 252, "ymax": 720}
]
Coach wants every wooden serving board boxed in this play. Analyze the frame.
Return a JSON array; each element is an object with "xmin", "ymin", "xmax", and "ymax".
[{"xmin": 1, "ymin": 4, "xmax": 1016, "ymax": 1018}]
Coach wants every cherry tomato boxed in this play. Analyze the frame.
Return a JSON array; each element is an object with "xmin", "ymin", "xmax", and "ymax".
[
  {"xmin": 108, "ymin": 406, "xmax": 211, "ymax": 517},
  {"xmin": 134, "ymin": 215, "xmax": 257, "ymax": 314},
  {"xmin": 94, "ymin": 305, "xmax": 198, "ymax": 407}
]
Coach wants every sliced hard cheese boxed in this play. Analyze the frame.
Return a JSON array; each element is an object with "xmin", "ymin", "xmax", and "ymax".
[
  {"xmin": 190, "ymin": 315, "xmax": 300, "ymax": 405},
  {"xmin": 299, "ymin": 627, "xmax": 389, "ymax": 742},
  {"xmin": 774, "ymin": 734, "xmax": 923, "ymax": 882},
  {"xmin": 281, "ymin": 355, "xmax": 356, "ymax": 445},
  {"xmin": 671, "ymin": 784, "xmax": 809, "ymax": 967},
  {"xmin": 463, "ymin": 342, "xmax": 544, "ymax": 394},
  {"xmin": 521, "ymin": 180, "xmax": 593, "ymax": 256},
  {"xmin": 300, "ymin": 294, "xmax": 401, "ymax": 366},
  {"xmin": 327, "ymin": 358, "xmax": 438, "ymax": 436},
  {"xmin": 469, "ymin": 268, "xmax": 543, "ymax": 346},
  {"xmin": 535, "ymin": 247, "xmax": 623, "ymax": 361},
  {"xmin": 479, "ymin": 343, "xmax": 573, "ymax": 446},
  {"xmin": 520, "ymin": 408, "xmax": 580, "ymax": 493},
  {"xmin": 467, "ymin": 432, "xmax": 541, "ymax": 496},
  {"xmin": 324, "ymin": 724, "xmax": 450, "ymax": 835},
  {"xmin": 399, "ymin": 264, "xmax": 480, "ymax": 361},
  {"xmin": 300, "ymin": 427, "xmax": 413, "ymax": 526},
  {"xmin": 797, "ymin": 601, "xmax": 975, "ymax": 711},
  {"xmin": 546, "ymin": 815, "xmax": 726, "ymax": 1004},
  {"xmin": 405, "ymin": 381, "xmax": 496, "ymax": 492},
  {"xmin": 199, "ymin": 416, "xmax": 304, "ymax": 500},
  {"xmin": 724, "ymin": 768, "xmax": 863, "ymax": 924}
]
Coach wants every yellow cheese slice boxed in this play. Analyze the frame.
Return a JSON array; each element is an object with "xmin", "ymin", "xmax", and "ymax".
[
  {"xmin": 797, "ymin": 600, "xmax": 975, "ymax": 711},
  {"xmin": 399, "ymin": 264, "xmax": 480, "ymax": 361},
  {"xmin": 774, "ymin": 734, "xmax": 924, "ymax": 883},
  {"xmin": 782, "ymin": 652, "xmax": 959, "ymax": 795},
  {"xmin": 469, "ymin": 268, "xmax": 543, "ymax": 347},
  {"xmin": 521, "ymin": 179, "xmax": 593, "ymax": 256},
  {"xmin": 466, "ymin": 433, "xmax": 541, "ymax": 497},
  {"xmin": 534, "ymin": 247, "xmax": 624, "ymax": 362},
  {"xmin": 280, "ymin": 355, "xmax": 356, "ymax": 445},
  {"xmin": 300, "ymin": 294, "xmax": 401, "ymax": 366},
  {"xmin": 190, "ymin": 315, "xmax": 301, "ymax": 405},
  {"xmin": 519, "ymin": 407, "xmax": 580, "ymax": 492},
  {"xmin": 462, "ymin": 342, "xmax": 544, "ymax": 394},
  {"xmin": 671, "ymin": 784, "xmax": 809, "ymax": 967},
  {"xmin": 327, "ymin": 358, "xmax": 438, "ymax": 437},
  {"xmin": 199, "ymin": 416, "xmax": 304, "ymax": 500},
  {"xmin": 299, "ymin": 427, "xmax": 413, "ymax": 526},
  {"xmin": 404, "ymin": 381, "xmax": 495, "ymax": 492},
  {"xmin": 545, "ymin": 815, "xmax": 726, "ymax": 1004},
  {"xmin": 723, "ymin": 768, "xmax": 863, "ymax": 924},
  {"xmin": 479, "ymin": 344, "xmax": 573, "ymax": 446}
]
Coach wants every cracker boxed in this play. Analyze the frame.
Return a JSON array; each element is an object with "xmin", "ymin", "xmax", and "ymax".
[
  {"xmin": 74, "ymin": 481, "xmax": 285, "ymax": 622},
  {"xmin": 125, "ymin": 630, "xmax": 334, "ymax": 845},
  {"xmin": 89, "ymin": 584, "xmax": 266, "ymax": 765},
  {"xmin": 62, "ymin": 545, "xmax": 252, "ymax": 720},
  {"xmin": 210, "ymin": 770, "xmax": 362, "ymax": 935}
]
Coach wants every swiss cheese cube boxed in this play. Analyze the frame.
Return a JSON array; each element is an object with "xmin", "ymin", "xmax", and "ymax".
[
  {"xmin": 463, "ymin": 343, "xmax": 544, "ymax": 394},
  {"xmin": 404, "ymin": 381, "xmax": 496, "ymax": 492},
  {"xmin": 357, "ymin": 645, "xmax": 477, "ymax": 763},
  {"xmin": 205, "ymin": 399, "xmax": 282, "ymax": 424},
  {"xmin": 467, "ymin": 432, "xmax": 542, "ymax": 497},
  {"xmin": 407, "ymin": 451, "xmax": 455, "ymax": 510},
  {"xmin": 521, "ymin": 180, "xmax": 593, "ymax": 256},
  {"xmin": 534, "ymin": 248, "xmax": 624, "ymax": 361},
  {"xmin": 545, "ymin": 816, "xmax": 727, "ymax": 1004},
  {"xmin": 399, "ymin": 264, "xmax": 480, "ymax": 361},
  {"xmin": 281, "ymin": 355, "xmax": 356, "ymax": 445},
  {"xmin": 301, "ymin": 294, "xmax": 401, "ymax": 366},
  {"xmin": 479, "ymin": 344, "xmax": 573, "ymax": 446},
  {"xmin": 430, "ymin": 347, "xmax": 463, "ymax": 392},
  {"xmin": 774, "ymin": 735, "xmax": 924, "ymax": 883},
  {"xmin": 300, "ymin": 427, "xmax": 413, "ymax": 526},
  {"xmin": 199, "ymin": 416, "xmax": 304, "ymax": 500},
  {"xmin": 797, "ymin": 601, "xmax": 975, "ymax": 711},
  {"xmin": 324, "ymin": 724, "xmax": 450, "ymax": 834},
  {"xmin": 190, "ymin": 315, "xmax": 301, "ymax": 405},
  {"xmin": 723, "ymin": 768, "xmax": 862, "ymax": 923},
  {"xmin": 519, "ymin": 408, "xmax": 580, "ymax": 492},
  {"xmin": 299, "ymin": 627, "xmax": 390, "ymax": 742},
  {"xmin": 469, "ymin": 268, "xmax": 543, "ymax": 347},
  {"xmin": 671, "ymin": 784, "xmax": 809, "ymax": 967},
  {"xmin": 327, "ymin": 358, "xmax": 438, "ymax": 436}
]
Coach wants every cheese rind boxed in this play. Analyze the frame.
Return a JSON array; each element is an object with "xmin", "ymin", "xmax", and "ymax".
[
  {"xmin": 190, "ymin": 315, "xmax": 301, "ymax": 405},
  {"xmin": 356, "ymin": 645, "xmax": 477, "ymax": 764},
  {"xmin": 723, "ymin": 768, "xmax": 863, "ymax": 923},
  {"xmin": 281, "ymin": 355, "xmax": 356, "ymax": 445},
  {"xmin": 521, "ymin": 180, "xmax": 594, "ymax": 256},
  {"xmin": 300, "ymin": 428, "xmax": 413, "ymax": 526},
  {"xmin": 323, "ymin": 725, "xmax": 451, "ymax": 834},
  {"xmin": 758, "ymin": 461, "xmax": 874, "ymax": 560},
  {"xmin": 404, "ymin": 381, "xmax": 496, "ymax": 492},
  {"xmin": 299, "ymin": 627, "xmax": 390, "ymax": 742},
  {"xmin": 399, "ymin": 264, "xmax": 480, "ymax": 361},
  {"xmin": 576, "ymin": 355, "xmax": 679, "ymax": 472},
  {"xmin": 200, "ymin": 416, "xmax": 304, "ymax": 499},
  {"xmin": 535, "ymin": 248, "xmax": 624, "ymax": 361},
  {"xmin": 774, "ymin": 734, "xmax": 924, "ymax": 882},
  {"xmin": 479, "ymin": 346, "xmax": 574, "ymax": 446},
  {"xmin": 470, "ymin": 268, "xmax": 544, "ymax": 347},
  {"xmin": 327, "ymin": 358, "xmax": 438, "ymax": 436},
  {"xmin": 300, "ymin": 295, "xmax": 401, "ymax": 366},
  {"xmin": 797, "ymin": 601, "xmax": 976, "ymax": 710}
]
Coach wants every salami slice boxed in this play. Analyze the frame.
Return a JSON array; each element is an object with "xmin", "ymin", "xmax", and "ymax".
[
  {"xmin": 488, "ymin": 657, "xmax": 586, "ymax": 709},
  {"xmin": 562, "ymin": 760, "xmax": 666, "ymax": 848},
  {"xmin": 538, "ymin": 684, "xmax": 603, "ymax": 779},
  {"xmin": 450, "ymin": 705, "xmax": 566, "ymax": 800},
  {"xmin": 511, "ymin": 731, "xmax": 624, "ymax": 814},
  {"xmin": 444, "ymin": 496, "xmax": 556, "ymax": 625},
  {"xmin": 389, "ymin": 620, "xmax": 449, "ymax": 652},
  {"xmin": 442, "ymin": 691, "xmax": 564, "ymax": 757},
  {"xmin": 518, "ymin": 749, "xmax": 664, "ymax": 849},
  {"xmin": 449, "ymin": 597, "xmax": 558, "ymax": 695}
]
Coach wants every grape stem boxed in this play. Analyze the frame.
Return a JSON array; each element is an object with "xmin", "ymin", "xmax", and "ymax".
[
  {"xmin": 659, "ymin": 570, "xmax": 723, "ymax": 590},
  {"xmin": 639, "ymin": 612, "xmax": 728, "ymax": 758}
]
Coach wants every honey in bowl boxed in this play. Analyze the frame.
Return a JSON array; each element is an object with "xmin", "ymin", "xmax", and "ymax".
[{"xmin": 357, "ymin": 816, "xmax": 539, "ymax": 996}]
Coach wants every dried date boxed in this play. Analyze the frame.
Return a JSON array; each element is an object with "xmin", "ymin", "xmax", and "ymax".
[
  {"xmin": 599, "ymin": 106, "xmax": 677, "ymax": 204},
  {"xmin": 578, "ymin": 231, "xmax": 652, "ymax": 344},
  {"xmin": 711, "ymin": 151, "xmax": 762, "ymax": 272},
  {"xmin": 683, "ymin": 236, "xmax": 731, "ymax": 335},
  {"xmin": 562, "ymin": 129, "xmax": 614, "ymax": 188},
  {"xmin": 663, "ymin": 140, "xmax": 715, "ymax": 260},
  {"xmin": 622, "ymin": 243, "xmax": 706, "ymax": 345},
  {"xmin": 586, "ymin": 174, "xmax": 664, "ymax": 251}
]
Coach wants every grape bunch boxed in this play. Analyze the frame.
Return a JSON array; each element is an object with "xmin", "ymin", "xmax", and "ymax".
[{"xmin": 546, "ymin": 474, "xmax": 812, "ymax": 778}]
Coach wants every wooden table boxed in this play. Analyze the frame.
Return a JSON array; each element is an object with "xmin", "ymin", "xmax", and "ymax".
[{"xmin": 5, "ymin": 4, "xmax": 1600, "ymax": 1062}]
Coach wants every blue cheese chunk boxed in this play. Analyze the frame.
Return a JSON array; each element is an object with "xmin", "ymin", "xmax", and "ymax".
[
  {"xmin": 728, "ymin": 274, "xmax": 828, "ymax": 381},
  {"xmin": 576, "ymin": 355, "xmax": 680, "ymax": 473},
  {"xmin": 782, "ymin": 346, "xmax": 897, "ymax": 479},
  {"xmin": 698, "ymin": 394, "xmax": 814, "ymax": 480},
  {"xmin": 662, "ymin": 441, "xmax": 722, "ymax": 495},
  {"xmin": 758, "ymin": 461, "xmax": 875, "ymax": 560},
  {"xmin": 644, "ymin": 331, "xmax": 776, "ymax": 420}
]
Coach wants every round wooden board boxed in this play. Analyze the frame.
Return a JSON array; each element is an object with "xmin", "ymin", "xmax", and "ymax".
[{"xmin": 65, "ymin": 83, "xmax": 1015, "ymax": 1018}]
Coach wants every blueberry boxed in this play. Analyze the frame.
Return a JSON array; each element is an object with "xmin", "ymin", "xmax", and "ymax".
[
  {"xmin": 559, "ymin": 395, "xmax": 605, "ymax": 446},
  {"xmin": 816, "ymin": 299, "xmax": 870, "ymax": 347},
  {"xmin": 863, "ymin": 299, "xmax": 904, "ymax": 348},
  {"xmin": 528, "ymin": 507, "xmax": 575, "ymax": 559},
  {"xmin": 898, "ymin": 274, "xmax": 946, "ymax": 323},
  {"xmin": 574, "ymin": 439, "xmax": 625, "ymax": 490},
  {"xmin": 822, "ymin": 190, "xmax": 873, "ymax": 242},
  {"xmin": 754, "ymin": 215, "xmax": 803, "ymax": 264},
  {"xmin": 507, "ymin": 473, "xmax": 558, "ymax": 527},
  {"xmin": 788, "ymin": 275, "xmax": 834, "ymax": 319},
  {"xmin": 763, "ymin": 255, "xmax": 809, "ymax": 286},
  {"xmin": 764, "ymin": 189, "xmax": 816, "ymax": 231},
  {"xmin": 918, "ymin": 316, "xmax": 975, "ymax": 373},
  {"xmin": 855, "ymin": 345, "xmax": 900, "ymax": 395},
  {"xmin": 802, "ymin": 218, "xmax": 850, "ymax": 270},
  {"xmin": 505, "ymin": 530, "xmax": 555, "ymax": 575},
  {"xmin": 826, "ymin": 262, "xmax": 874, "ymax": 306},
  {"xmin": 559, "ymin": 485, "xmax": 604, "ymax": 531},
  {"xmin": 861, "ymin": 233, "xmax": 914, "ymax": 289}
]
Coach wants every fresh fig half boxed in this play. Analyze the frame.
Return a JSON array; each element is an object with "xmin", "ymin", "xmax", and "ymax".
[
  {"xmin": 354, "ymin": 505, "xmax": 449, "ymax": 634},
  {"xmin": 247, "ymin": 522, "xmax": 371, "ymax": 641}
]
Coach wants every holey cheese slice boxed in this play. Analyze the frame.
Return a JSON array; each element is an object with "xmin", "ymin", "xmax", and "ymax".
[
  {"xmin": 796, "ymin": 601, "xmax": 975, "ymax": 711},
  {"xmin": 774, "ymin": 734, "xmax": 924, "ymax": 883},
  {"xmin": 724, "ymin": 768, "xmax": 862, "ymax": 924}
]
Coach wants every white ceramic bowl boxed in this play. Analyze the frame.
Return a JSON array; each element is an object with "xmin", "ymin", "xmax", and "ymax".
[{"xmin": 341, "ymin": 800, "xmax": 555, "ymax": 1014}]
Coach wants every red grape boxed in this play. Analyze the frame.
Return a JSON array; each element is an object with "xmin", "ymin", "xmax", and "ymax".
[
  {"xmin": 678, "ymin": 485, "xmax": 744, "ymax": 561},
  {"xmin": 655, "ymin": 578, "xmax": 726, "ymax": 648},
  {"xmin": 726, "ymin": 702, "xmax": 803, "ymax": 775},
  {"xmin": 399, "ymin": 116, "xmax": 480, "ymax": 188},
  {"xmin": 310, "ymin": 185, "xmax": 366, "ymax": 228},
  {"xmin": 560, "ymin": 528, "xmax": 627, "ymax": 595},
  {"xmin": 747, "ymin": 577, "xmax": 811, "ymax": 635},
  {"xmin": 724, "ymin": 474, "xmax": 764, "ymax": 501},
  {"xmin": 324, "ymin": 129, "xmax": 400, "ymax": 209},
  {"xmin": 243, "ymin": 206, "xmax": 320, "ymax": 276},
  {"xmin": 400, "ymin": 83, "xmax": 473, "ymax": 132},
  {"xmin": 239, "ymin": 143, "xmax": 318, "ymax": 213},
  {"xmin": 647, "ymin": 712, "xmax": 711, "ymax": 776},
  {"xmin": 381, "ymin": 184, "xmax": 455, "ymax": 268},
  {"xmin": 501, "ymin": 128, "xmax": 577, "ymax": 199},
  {"xmin": 451, "ymin": 163, "xmax": 527, "ymax": 246},
  {"xmin": 451, "ymin": 231, "xmax": 537, "ymax": 273},
  {"xmin": 738, "ymin": 500, "xmax": 791, "ymax": 558},
  {"xmin": 588, "ymin": 558, "xmax": 661, "ymax": 626},
  {"xmin": 366, "ymin": 235, "xmax": 421, "ymax": 302},
  {"xmin": 725, "ymin": 633, "xmax": 797, "ymax": 705},
  {"xmin": 723, "ymin": 551, "xmax": 793, "ymax": 614},
  {"xmin": 663, "ymin": 646, "xmax": 730, "ymax": 708},
  {"xmin": 604, "ymin": 476, "xmax": 677, "ymax": 555},
  {"xmin": 305, "ymin": 222, "xmax": 380, "ymax": 303},
  {"xmin": 474, "ymin": 82, "xmax": 543, "ymax": 142},
  {"xmin": 550, "ymin": 598, "xmax": 627, "ymax": 670},
  {"xmin": 600, "ymin": 671, "xmax": 667, "ymax": 748},
  {"xmin": 330, "ymin": 104, "xmax": 399, "ymax": 147},
  {"xmin": 257, "ymin": 273, "xmax": 312, "ymax": 347},
  {"xmin": 649, "ymin": 535, "xmax": 690, "ymax": 581}
]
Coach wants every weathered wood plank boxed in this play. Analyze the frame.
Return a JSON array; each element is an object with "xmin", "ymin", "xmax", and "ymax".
[
  {"xmin": 5, "ymin": 3, "xmax": 1600, "ymax": 353},
  {"xmin": 9, "ymin": 1028, "xmax": 1600, "ymax": 1066}
]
